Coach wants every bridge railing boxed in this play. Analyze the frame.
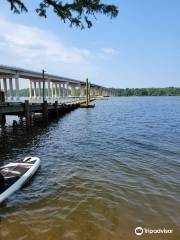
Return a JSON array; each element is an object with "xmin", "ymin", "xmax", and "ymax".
[{"xmin": 4, "ymin": 96, "xmax": 86, "ymax": 104}]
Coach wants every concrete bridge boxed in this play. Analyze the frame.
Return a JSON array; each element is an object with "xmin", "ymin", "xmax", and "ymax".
[
  {"xmin": 0, "ymin": 65, "xmax": 117, "ymax": 126},
  {"xmin": 0, "ymin": 65, "xmax": 117, "ymax": 102}
]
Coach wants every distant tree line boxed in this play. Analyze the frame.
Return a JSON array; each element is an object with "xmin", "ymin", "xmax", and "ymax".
[
  {"xmin": 114, "ymin": 87, "xmax": 180, "ymax": 96},
  {"xmin": 19, "ymin": 89, "xmax": 29, "ymax": 97}
]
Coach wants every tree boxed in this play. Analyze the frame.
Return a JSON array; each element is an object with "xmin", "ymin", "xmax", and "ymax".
[{"xmin": 6, "ymin": 0, "xmax": 118, "ymax": 29}]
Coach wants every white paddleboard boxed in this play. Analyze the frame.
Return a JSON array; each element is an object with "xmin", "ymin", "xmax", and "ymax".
[{"xmin": 0, "ymin": 156, "xmax": 40, "ymax": 204}]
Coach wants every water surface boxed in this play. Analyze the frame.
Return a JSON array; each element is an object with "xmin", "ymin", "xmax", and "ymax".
[{"xmin": 0, "ymin": 97, "xmax": 180, "ymax": 239}]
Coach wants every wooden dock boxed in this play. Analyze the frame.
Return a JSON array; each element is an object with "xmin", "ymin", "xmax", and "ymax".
[{"xmin": 0, "ymin": 99, "xmax": 95, "ymax": 126}]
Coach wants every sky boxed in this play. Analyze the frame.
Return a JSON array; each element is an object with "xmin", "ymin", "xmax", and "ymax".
[{"xmin": 0, "ymin": 0, "xmax": 180, "ymax": 88}]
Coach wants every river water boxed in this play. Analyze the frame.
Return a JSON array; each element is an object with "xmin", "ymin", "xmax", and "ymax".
[{"xmin": 0, "ymin": 97, "xmax": 179, "ymax": 240}]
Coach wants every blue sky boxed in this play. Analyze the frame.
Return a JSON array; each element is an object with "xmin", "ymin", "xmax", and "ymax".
[{"xmin": 0, "ymin": 0, "xmax": 180, "ymax": 88}]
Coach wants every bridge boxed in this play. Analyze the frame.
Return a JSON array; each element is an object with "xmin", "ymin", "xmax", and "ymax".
[
  {"xmin": 0, "ymin": 65, "xmax": 117, "ymax": 126},
  {"xmin": 0, "ymin": 65, "xmax": 116, "ymax": 101}
]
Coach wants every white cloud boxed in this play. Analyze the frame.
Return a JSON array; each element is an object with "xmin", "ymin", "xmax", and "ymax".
[
  {"xmin": 0, "ymin": 17, "xmax": 120, "ymax": 87},
  {"xmin": 0, "ymin": 17, "xmax": 92, "ymax": 78},
  {"xmin": 102, "ymin": 48, "xmax": 119, "ymax": 56},
  {"xmin": 97, "ymin": 47, "xmax": 119, "ymax": 60}
]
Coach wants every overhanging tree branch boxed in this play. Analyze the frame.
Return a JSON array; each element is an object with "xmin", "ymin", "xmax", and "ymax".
[
  {"xmin": 5, "ymin": 0, "xmax": 118, "ymax": 29},
  {"xmin": 6, "ymin": 0, "xmax": 27, "ymax": 14}
]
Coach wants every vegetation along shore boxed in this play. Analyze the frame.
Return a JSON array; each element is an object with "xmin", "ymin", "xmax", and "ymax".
[{"xmin": 112, "ymin": 87, "xmax": 180, "ymax": 96}]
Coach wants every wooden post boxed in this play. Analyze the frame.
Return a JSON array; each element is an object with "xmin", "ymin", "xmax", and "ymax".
[
  {"xmin": 86, "ymin": 78, "xmax": 89, "ymax": 106},
  {"xmin": 80, "ymin": 79, "xmax": 95, "ymax": 108},
  {"xmin": 0, "ymin": 91, "xmax": 6, "ymax": 125},
  {"xmin": 0, "ymin": 114, "xmax": 6, "ymax": 126},
  {"xmin": 42, "ymin": 69, "xmax": 46, "ymax": 103},
  {"xmin": 42, "ymin": 100, "xmax": 48, "ymax": 119},
  {"xmin": 0, "ymin": 91, "xmax": 5, "ymax": 103},
  {"xmin": 54, "ymin": 101, "xmax": 59, "ymax": 117},
  {"xmin": 24, "ymin": 100, "xmax": 31, "ymax": 126},
  {"xmin": 88, "ymin": 81, "xmax": 91, "ymax": 102}
]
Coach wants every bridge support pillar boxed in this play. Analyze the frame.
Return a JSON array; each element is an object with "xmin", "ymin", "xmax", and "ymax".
[
  {"xmin": 66, "ymin": 82, "xmax": 69, "ymax": 97},
  {"xmin": 55, "ymin": 83, "xmax": 58, "ymax": 98},
  {"xmin": 58, "ymin": 83, "xmax": 61, "ymax": 98},
  {"xmin": 9, "ymin": 78, "xmax": 13, "ymax": 100},
  {"xmin": 48, "ymin": 80, "xmax": 51, "ymax": 99},
  {"xmin": 38, "ymin": 82, "xmax": 41, "ymax": 99},
  {"xmin": 51, "ymin": 82, "xmax": 54, "ymax": 98},
  {"xmin": 70, "ymin": 85, "xmax": 76, "ymax": 96},
  {"xmin": 62, "ymin": 83, "xmax": 65, "ymax": 97},
  {"xmin": 33, "ymin": 81, "xmax": 37, "ymax": 99},
  {"xmin": 95, "ymin": 88, "xmax": 99, "ymax": 96},
  {"xmin": 15, "ymin": 75, "xmax": 19, "ymax": 101},
  {"xmin": 3, "ymin": 78, "xmax": 7, "ymax": 100},
  {"xmin": 80, "ymin": 86, "xmax": 85, "ymax": 97},
  {"xmin": 90, "ymin": 88, "xmax": 93, "ymax": 97},
  {"xmin": 59, "ymin": 84, "xmax": 62, "ymax": 97},
  {"xmin": 29, "ymin": 80, "xmax": 32, "ymax": 99}
]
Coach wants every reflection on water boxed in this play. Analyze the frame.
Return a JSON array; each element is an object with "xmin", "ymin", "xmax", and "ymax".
[{"xmin": 0, "ymin": 97, "xmax": 180, "ymax": 240}]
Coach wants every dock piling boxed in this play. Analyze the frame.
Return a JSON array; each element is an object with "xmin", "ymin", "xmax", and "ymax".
[
  {"xmin": 24, "ymin": 100, "xmax": 31, "ymax": 126},
  {"xmin": 0, "ymin": 114, "xmax": 6, "ymax": 126},
  {"xmin": 42, "ymin": 100, "xmax": 48, "ymax": 119},
  {"xmin": 86, "ymin": 78, "xmax": 89, "ymax": 106},
  {"xmin": 54, "ymin": 101, "xmax": 59, "ymax": 117}
]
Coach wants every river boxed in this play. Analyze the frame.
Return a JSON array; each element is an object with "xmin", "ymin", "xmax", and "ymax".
[{"xmin": 0, "ymin": 97, "xmax": 179, "ymax": 239}]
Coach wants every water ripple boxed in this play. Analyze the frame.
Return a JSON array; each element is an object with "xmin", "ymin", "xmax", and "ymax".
[{"xmin": 0, "ymin": 97, "xmax": 180, "ymax": 239}]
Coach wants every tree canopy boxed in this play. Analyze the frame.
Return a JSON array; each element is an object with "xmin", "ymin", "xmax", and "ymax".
[
  {"xmin": 6, "ymin": 0, "xmax": 118, "ymax": 29},
  {"xmin": 113, "ymin": 87, "xmax": 180, "ymax": 96}
]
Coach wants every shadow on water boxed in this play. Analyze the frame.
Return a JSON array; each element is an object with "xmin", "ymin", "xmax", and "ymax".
[
  {"xmin": 0, "ymin": 111, "xmax": 71, "ymax": 165},
  {"xmin": 0, "ymin": 122, "xmax": 47, "ymax": 164}
]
